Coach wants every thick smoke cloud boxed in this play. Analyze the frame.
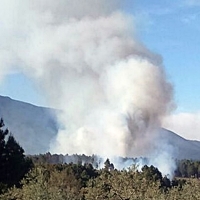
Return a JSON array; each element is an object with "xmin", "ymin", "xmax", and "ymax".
[{"xmin": 0, "ymin": 1, "xmax": 174, "ymax": 174}]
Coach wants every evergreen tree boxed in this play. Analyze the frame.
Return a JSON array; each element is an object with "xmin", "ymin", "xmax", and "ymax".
[
  {"xmin": 0, "ymin": 118, "xmax": 32, "ymax": 193},
  {"xmin": 141, "ymin": 165, "xmax": 163, "ymax": 182},
  {"xmin": 0, "ymin": 119, "xmax": 9, "ymax": 192},
  {"xmin": 104, "ymin": 158, "xmax": 114, "ymax": 171}
]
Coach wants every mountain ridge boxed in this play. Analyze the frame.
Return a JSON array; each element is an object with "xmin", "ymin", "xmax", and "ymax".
[
  {"xmin": 0, "ymin": 95, "xmax": 58, "ymax": 154},
  {"xmin": 0, "ymin": 95, "xmax": 199, "ymax": 160}
]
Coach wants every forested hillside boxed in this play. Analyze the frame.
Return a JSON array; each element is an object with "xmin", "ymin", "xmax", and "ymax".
[
  {"xmin": 1, "ymin": 161, "xmax": 200, "ymax": 200},
  {"xmin": 29, "ymin": 153, "xmax": 200, "ymax": 179},
  {"xmin": 1, "ymin": 120, "xmax": 200, "ymax": 199}
]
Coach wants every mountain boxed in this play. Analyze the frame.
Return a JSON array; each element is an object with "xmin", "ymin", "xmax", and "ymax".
[
  {"xmin": 0, "ymin": 96, "xmax": 58, "ymax": 154},
  {"xmin": 0, "ymin": 95, "xmax": 199, "ymax": 160},
  {"xmin": 160, "ymin": 129, "xmax": 200, "ymax": 160}
]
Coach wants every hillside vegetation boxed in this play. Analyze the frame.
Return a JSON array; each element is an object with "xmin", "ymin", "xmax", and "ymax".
[
  {"xmin": 1, "ymin": 119, "xmax": 200, "ymax": 199},
  {"xmin": 1, "ymin": 162, "xmax": 200, "ymax": 200}
]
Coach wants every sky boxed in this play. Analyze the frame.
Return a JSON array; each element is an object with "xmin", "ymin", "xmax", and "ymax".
[
  {"xmin": 0, "ymin": 0, "xmax": 200, "ymax": 140},
  {"xmin": 124, "ymin": 0, "xmax": 200, "ymax": 113}
]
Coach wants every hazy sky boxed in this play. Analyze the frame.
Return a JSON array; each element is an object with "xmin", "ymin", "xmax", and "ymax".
[{"xmin": 0, "ymin": 0, "xmax": 200, "ymax": 140}]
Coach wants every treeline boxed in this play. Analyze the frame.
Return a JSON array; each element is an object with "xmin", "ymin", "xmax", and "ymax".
[
  {"xmin": 2, "ymin": 118, "xmax": 200, "ymax": 199},
  {"xmin": 175, "ymin": 159, "xmax": 200, "ymax": 178},
  {"xmin": 0, "ymin": 162, "xmax": 188, "ymax": 200},
  {"xmin": 29, "ymin": 153, "xmax": 200, "ymax": 178},
  {"xmin": 29, "ymin": 153, "xmax": 103, "ymax": 168}
]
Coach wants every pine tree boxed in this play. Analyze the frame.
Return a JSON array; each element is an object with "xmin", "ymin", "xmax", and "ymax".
[
  {"xmin": 0, "ymin": 119, "xmax": 9, "ymax": 183},
  {"xmin": 0, "ymin": 118, "xmax": 32, "ymax": 193}
]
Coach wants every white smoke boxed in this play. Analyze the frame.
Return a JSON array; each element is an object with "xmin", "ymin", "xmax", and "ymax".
[{"xmin": 0, "ymin": 1, "xmax": 174, "ymax": 175}]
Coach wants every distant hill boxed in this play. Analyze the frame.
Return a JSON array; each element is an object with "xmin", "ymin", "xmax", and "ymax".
[
  {"xmin": 0, "ymin": 95, "xmax": 199, "ymax": 160},
  {"xmin": 0, "ymin": 95, "xmax": 58, "ymax": 154},
  {"xmin": 160, "ymin": 129, "xmax": 200, "ymax": 160}
]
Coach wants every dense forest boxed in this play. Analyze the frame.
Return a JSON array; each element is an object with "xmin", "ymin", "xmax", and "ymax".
[
  {"xmin": 29, "ymin": 153, "xmax": 200, "ymax": 179},
  {"xmin": 1, "ymin": 119, "xmax": 200, "ymax": 199}
]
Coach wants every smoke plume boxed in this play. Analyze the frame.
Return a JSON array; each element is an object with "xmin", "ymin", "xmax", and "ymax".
[{"xmin": 0, "ymin": 1, "xmax": 174, "ymax": 174}]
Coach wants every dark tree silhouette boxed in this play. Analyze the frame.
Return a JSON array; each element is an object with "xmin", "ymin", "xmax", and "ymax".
[{"xmin": 0, "ymin": 118, "xmax": 32, "ymax": 193}]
